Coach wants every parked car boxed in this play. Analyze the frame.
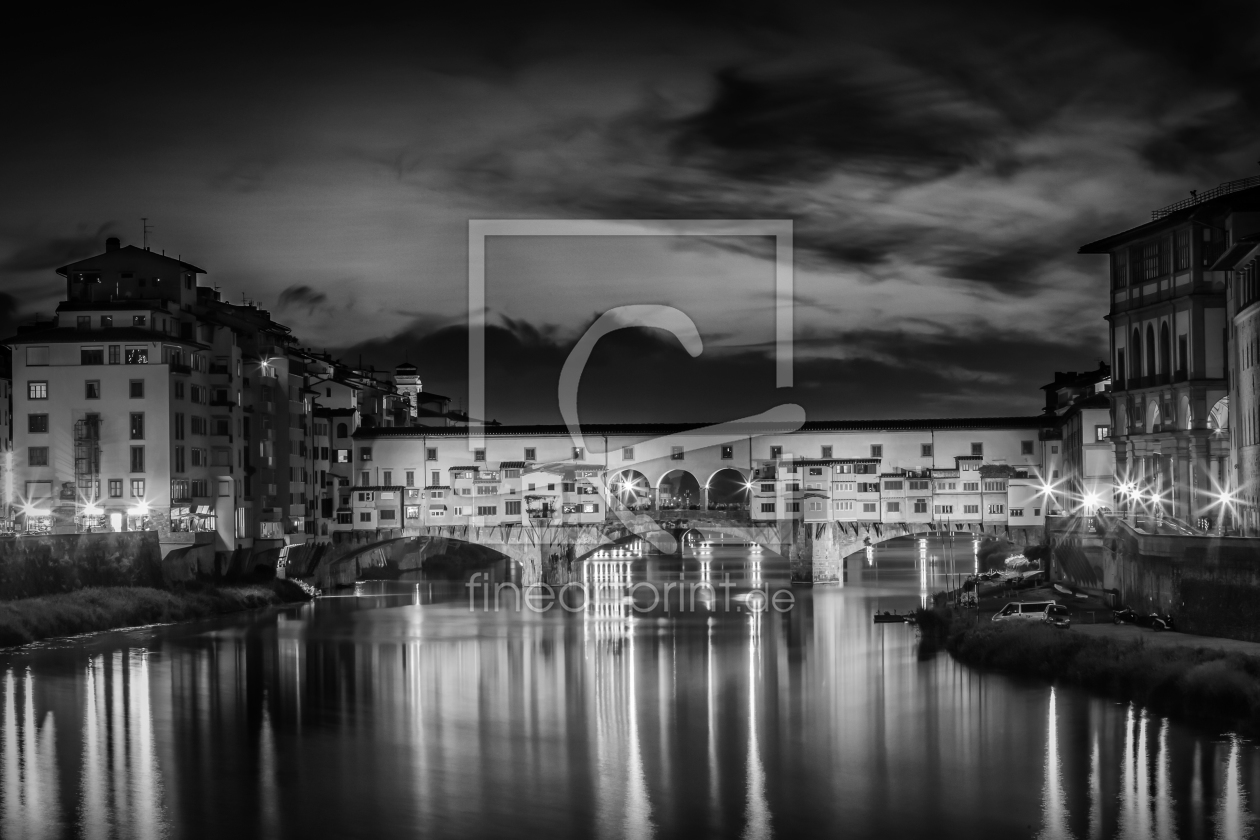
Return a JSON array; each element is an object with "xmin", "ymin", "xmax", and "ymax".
[
  {"xmin": 1043, "ymin": 604, "xmax": 1071, "ymax": 629},
  {"xmin": 992, "ymin": 600, "xmax": 1059, "ymax": 622}
]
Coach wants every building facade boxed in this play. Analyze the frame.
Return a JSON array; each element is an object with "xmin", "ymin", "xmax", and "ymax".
[
  {"xmin": 1, "ymin": 238, "xmax": 436, "ymax": 566},
  {"xmin": 1078, "ymin": 180, "xmax": 1255, "ymax": 526}
]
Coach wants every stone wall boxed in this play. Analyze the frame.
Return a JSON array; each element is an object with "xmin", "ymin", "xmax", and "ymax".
[{"xmin": 0, "ymin": 532, "xmax": 166, "ymax": 599}]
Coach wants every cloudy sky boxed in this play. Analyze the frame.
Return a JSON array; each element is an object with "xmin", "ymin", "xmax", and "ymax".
[{"xmin": 3, "ymin": 3, "xmax": 1259, "ymax": 424}]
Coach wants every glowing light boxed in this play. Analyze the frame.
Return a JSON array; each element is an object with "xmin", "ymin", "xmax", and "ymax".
[
  {"xmin": 83, "ymin": 504, "xmax": 102, "ymax": 516},
  {"xmin": 127, "ymin": 502, "xmax": 150, "ymax": 516}
]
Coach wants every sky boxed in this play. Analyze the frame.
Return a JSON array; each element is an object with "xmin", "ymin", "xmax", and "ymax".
[{"xmin": 3, "ymin": 2, "xmax": 1260, "ymax": 424}]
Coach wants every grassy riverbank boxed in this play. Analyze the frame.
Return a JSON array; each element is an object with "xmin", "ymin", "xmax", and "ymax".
[
  {"xmin": 936, "ymin": 610, "xmax": 1260, "ymax": 733},
  {"xmin": 0, "ymin": 580, "xmax": 314, "ymax": 647}
]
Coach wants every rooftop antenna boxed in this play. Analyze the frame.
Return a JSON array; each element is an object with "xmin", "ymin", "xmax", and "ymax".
[{"xmin": 141, "ymin": 218, "xmax": 152, "ymax": 250}]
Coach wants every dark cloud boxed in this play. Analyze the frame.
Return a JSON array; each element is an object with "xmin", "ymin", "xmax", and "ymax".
[
  {"xmin": 672, "ymin": 66, "xmax": 996, "ymax": 183},
  {"xmin": 276, "ymin": 285, "xmax": 330, "ymax": 315},
  {"xmin": 0, "ymin": 225, "xmax": 115, "ymax": 273}
]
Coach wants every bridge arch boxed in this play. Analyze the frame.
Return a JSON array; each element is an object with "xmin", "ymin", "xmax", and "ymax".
[
  {"xmin": 657, "ymin": 468, "xmax": 702, "ymax": 511},
  {"xmin": 705, "ymin": 467, "xmax": 751, "ymax": 510}
]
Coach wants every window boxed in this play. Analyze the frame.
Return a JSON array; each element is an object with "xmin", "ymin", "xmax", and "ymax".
[
  {"xmin": 786, "ymin": 482, "xmax": 801, "ymax": 492},
  {"xmin": 861, "ymin": 502, "xmax": 876, "ymax": 513},
  {"xmin": 963, "ymin": 482, "xmax": 979, "ymax": 492},
  {"xmin": 770, "ymin": 446, "xmax": 782, "ymax": 459},
  {"xmin": 81, "ymin": 347, "xmax": 104, "ymax": 365},
  {"xmin": 760, "ymin": 483, "xmax": 775, "ymax": 492},
  {"xmin": 886, "ymin": 501, "xmax": 900, "ymax": 512},
  {"xmin": 359, "ymin": 447, "xmax": 372, "ymax": 462},
  {"xmin": 572, "ymin": 447, "xmax": 583, "ymax": 460},
  {"xmin": 524, "ymin": 447, "xmax": 536, "ymax": 461},
  {"xmin": 175, "ymin": 447, "xmax": 185, "ymax": 472},
  {"xmin": 108, "ymin": 479, "xmax": 122, "ymax": 498},
  {"xmin": 82, "ymin": 380, "xmax": 100, "ymax": 399},
  {"xmin": 405, "ymin": 470, "xmax": 415, "ymax": 487},
  {"xmin": 426, "ymin": 447, "xmax": 438, "ymax": 461},
  {"xmin": 190, "ymin": 416, "xmax": 207, "ymax": 435},
  {"xmin": 808, "ymin": 467, "xmax": 824, "ymax": 477},
  {"xmin": 720, "ymin": 445, "xmax": 734, "ymax": 460},
  {"xmin": 971, "ymin": 442, "xmax": 983, "ymax": 457},
  {"xmin": 477, "ymin": 505, "xmax": 497, "ymax": 516},
  {"xmin": 125, "ymin": 346, "xmax": 148, "ymax": 364},
  {"xmin": 130, "ymin": 446, "xmax": 145, "ymax": 472},
  {"xmin": 1034, "ymin": 508, "xmax": 1041, "ymax": 517},
  {"xmin": 1052, "ymin": 470, "xmax": 1060, "ymax": 479},
  {"xmin": 125, "ymin": 412, "xmax": 143, "ymax": 440},
  {"xmin": 27, "ymin": 381, "xmax": 47, "ymax": 400},
  {"xmin": 359, "ymin": 512, "xmax": 373, "ymax": 523},
  {"xmin": 28, "ymin": 447, "xmax": 48, "ymax": 466},
  {"xmin": 934, "ymin": 504, "xmax": 954, "ymax": 514},
  {"xmin": 870, "ymin": 444, "xmax": 882, "ymax": 458},
  {"xmin": 26, "ymin": 347, "xmax": 48, "ymax": 366},
  {"xmin": 130, "ymin": 479, "xmax": 145, "ymax": 498},
  {"xmin": 379, "ymin": 509, "xmax": 397, "ymax": 521},
  {"xmin": 191, "ymin": 448, "xmax": 207, "ymax": 467},
  {"xmin": 857, "ymin": 482, "xmax": 879, "ymax": 493},
  {"xmin": 938, "ymin": 481, "xmax": 956, "ymax": 491},
  {"xmin": 1010, "ymin": 508, "xmax": 1025, "ymax": 517},
  {"xmin": 130, "ymin": 379, "xmax": 144, "ymax": 398},
  {"xmin": 983, "ymin": 481, "xmax": 1006, "ymax": 492},
  {"xmin": 820, "ymin": 445, "xmax": 833, "ymax": 459},
  {"xmin": 27, "ymin": 414, "xmax": 48, "ymax": 433},
  {"xmin": 988, "ymin": 504, "xmax": 1005, "ymax": 515},
  {"xmin": 760, "ymin": 503, "xmax": 776, "ymax": 513},
  {"xmin": 133, "ymin": 315, "xmax": 147, "ymax": 328},
  {"xmin": 883, "ymin": 480, "xmax": 902, "ymax": 490},
  {"xmin": 622, "ymin": 446, "xmax": 635, "ymax": 460},
  {"xmin": 360, "ymin": 471, "xmax": 371, "ymax": 485},
  {"xmin": 430, "ymin": 470, "xmax": 441, "ymax": 485},
  {"xmin": 671, "ymin": 446, "xmax": 684, "ymax": 460},
  {"xmin": 1051, "ymin": 445, "xmax": 1059, "ymax": 454},
  {"xmin": 1095, "ymin": 426, "xmax": 1111, "ymax": 442},
  {"xmin": 913, "ymin": 499, "xmax": 928, "ymax": 513},
  {"xmin": 473, "ymin": 448, "xmax": 485, "ymax": 462},
  {"xmin": 1021, "ymin": 440, "xmax": 1034, "ymax": 455},
  {"xmin": 74, "ymin": 316, "xmax": 87, "ymax": 328},
  {"xmin": 190, "ymin": 385, "xmax": 206, "ymax": 404},
  {"xmin": 381, "ymin": 470, "xmax": 392, "ymax": 486},
  {"xmin": 505, "ymin": 500, "xmax": 521, "ymax": 516}
]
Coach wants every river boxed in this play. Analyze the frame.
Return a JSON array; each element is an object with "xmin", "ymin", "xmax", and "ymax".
[{"xmin": 0, "ymin": 535, "xmax": 1256, "ymax": 839}]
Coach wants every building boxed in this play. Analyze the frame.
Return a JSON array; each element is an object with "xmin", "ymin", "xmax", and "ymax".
[
  {"xmin": 1078, "ymin": 178, "xmax": 1256, "ymax": 526},
  {"xmin": 352, "ymin": 418, "xmax": 1059, "ymax": 531},
  {"xmin": 1, "ymin": 237, "xmax": 430, "ymax": 569},
  {"xmin": 1040, "ymin": 364, "xmax": 1115, "ymax": 516}
]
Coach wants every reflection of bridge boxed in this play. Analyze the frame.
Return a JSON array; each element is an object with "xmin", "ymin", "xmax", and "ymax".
[{"xmin": 315, "ymin": 513, "xmax": 1045, "ymax": 587}]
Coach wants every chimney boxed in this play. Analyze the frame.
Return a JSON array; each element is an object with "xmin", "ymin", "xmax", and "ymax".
[{"xmin": 105, "ymin": 237, "xmax": 121, "ymax": 252}]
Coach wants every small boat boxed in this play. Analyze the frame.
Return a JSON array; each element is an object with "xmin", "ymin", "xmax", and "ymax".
[{"xmin": 873, "ymin": 612, "xmax": 905, "ymax": 624}]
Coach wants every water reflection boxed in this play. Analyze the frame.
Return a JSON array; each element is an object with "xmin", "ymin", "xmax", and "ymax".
[
  {"xmin": 2, "ymin": 668, "xmax": 60, "ymax": 840},
  {"xmin": 0, "ymin": 538, "xmax": 1258, "ymax": 838}
]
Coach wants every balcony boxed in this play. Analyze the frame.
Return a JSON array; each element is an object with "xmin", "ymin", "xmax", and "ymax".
[{"xmin": 170, "ymin": 362, "xmax": 191, "ymax": 375}]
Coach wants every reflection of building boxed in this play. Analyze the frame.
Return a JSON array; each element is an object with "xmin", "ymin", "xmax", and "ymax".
[{"xmin": 1079, "ymin": 182, "xmax": 1253, "ymax": 524}]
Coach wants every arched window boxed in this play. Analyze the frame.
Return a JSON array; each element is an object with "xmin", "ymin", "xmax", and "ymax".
[
  {"xmin": 1145, "ymin": 325, "xmax": 1156, "ymax": 383},
  {"xmin": 336, "ymin": 422, "xmax": 348, "ymax": 438},
  {"xmin": 1159, "ymin": 322, "xmax": 1171, "ymax": 379},
  {"xmin": 1131, "ymin": 329, "xmax": 1142, "ymax": 379}
]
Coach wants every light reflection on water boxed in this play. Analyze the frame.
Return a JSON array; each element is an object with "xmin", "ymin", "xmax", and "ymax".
[{"xmin": 0, "ymin": 536, "xmax": 1256, "ymax": 838}]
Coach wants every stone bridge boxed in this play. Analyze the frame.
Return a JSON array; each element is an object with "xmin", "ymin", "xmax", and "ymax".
[{"xmin": 315, "ymin": 514, "xmax": 1046, "ymax": 588}]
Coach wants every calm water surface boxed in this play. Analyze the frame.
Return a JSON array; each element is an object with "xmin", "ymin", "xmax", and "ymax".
[{"xmin": 0, "ymin": 535, "xmax": 1257, "ymax": 839}]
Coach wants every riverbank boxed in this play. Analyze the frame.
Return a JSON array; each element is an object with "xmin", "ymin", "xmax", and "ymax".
[
  {"xmin": 0, "ymin": 579, "xmax": 315, "ymax": 647},
  {"xmin": 935, "ymin": 609, "xmax": 1260, "ymax": 734}
]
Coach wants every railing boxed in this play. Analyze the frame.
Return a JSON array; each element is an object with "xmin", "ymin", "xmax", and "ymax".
[
  {"xmin": 1152, "ymin": 175, "xmax": 1260, "ymax": 219},
  {"xmin": 170, "ymin": 362, "xmax": 191, "ymax": 375}
]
